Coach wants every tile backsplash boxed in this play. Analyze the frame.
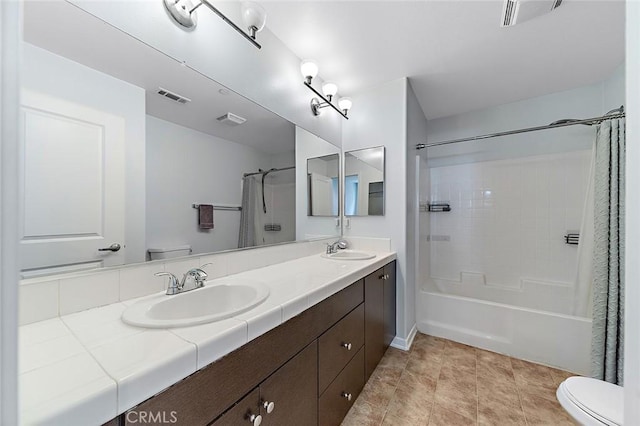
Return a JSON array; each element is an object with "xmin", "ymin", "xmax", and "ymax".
[{"xmin": 19, "ymin": 237, "xmax": 391, "ymax": 325}]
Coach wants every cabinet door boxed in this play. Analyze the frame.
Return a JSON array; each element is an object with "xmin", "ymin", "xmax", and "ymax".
[
  {"xmin": 211, "ymin": 388, "xmax": 261, "ymax": 426},
  {"xmin": 259, "ymin": 341, "xmax": 318, "ymax": 426},
  {"xmin": 364, "ymin": 267, "xmax": 385, "ymax": 381},
  {"xmin": 383, "ymin": 261, "xmax": 397, "ymax": 349}
]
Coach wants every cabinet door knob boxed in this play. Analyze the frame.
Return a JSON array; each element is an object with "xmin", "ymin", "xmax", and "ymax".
[
  {"xmin": 341, "ymin": 342, "xmax": 352, "ymax": 351},
  {"xmin": 341, "ymin": 392, "xmax": 352, "ymax": 401},
  {"xmin": 378, "ymin": 274, "xmax": 385, "ymax": 280},
  {"xmin": 385, "ymin": 274, "xmax": 390, "ymax": 280},
  {"xmin": 248, "ymin": 414, "xmax": 262, "ymax": 426},
  {"xmin": 263, "ymin": 400, "xmax": 275, "ymax": 414}
]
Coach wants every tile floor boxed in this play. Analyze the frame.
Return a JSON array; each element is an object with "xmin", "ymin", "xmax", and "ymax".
[{"xmin": 341, "ymin": 333, "xmax": 578, "ymax": 425}]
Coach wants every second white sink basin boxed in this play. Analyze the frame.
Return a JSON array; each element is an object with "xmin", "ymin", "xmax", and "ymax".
[
  {"xmin": 321, "ymin": 250, "xmax": 376, "ymax": 261},
  {"xmin": 122, "ymin": 277, "xmax": 270, "ymax": 328}
]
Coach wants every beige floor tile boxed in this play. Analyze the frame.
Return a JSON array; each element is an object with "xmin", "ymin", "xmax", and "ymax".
[
  {"xmin": 342, "ymin": 334, "xmax": 579, "ymax": 426},
  {"xmin": 342, "ymin": 399, "xmax": 386, "ymax": 426},
  {"xmin": 385, "ymin": 385, "xmax": 434, "ymax": 424},
  {"xmin": 520, "ymin": 390, "xmax": 577, "ymax": 425},
  {"xmin": 398, "ymin": 369, "xmax": 438, "ymax": 395},
  {"xmin": 428, "ymin": 404, "xmax": 476, "ymax": 426},
  {"xmin": 405, "ymin": 356, "xmax": 442, "ymax": 381},
  {"xmin": 478, "ymin": 399, "xmax": 527, "ymax": 425}
]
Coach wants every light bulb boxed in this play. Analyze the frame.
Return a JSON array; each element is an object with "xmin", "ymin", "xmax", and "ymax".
[
  {"xmin": 338, "ymin": 97, "xmax": 353, "ymax": 114},
  {"xmin": 322, "ymin": 82, "xmax": 338, "ymax": 101},
  {"xmin": 241, "ymin": 2, "xmax": 267, "ymax": 39},
  {"xmin": 300, "ymin": 60, "xmax": 318, "ymax": 84}
]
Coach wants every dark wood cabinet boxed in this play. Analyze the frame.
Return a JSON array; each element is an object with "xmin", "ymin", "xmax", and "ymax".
[
  {"xmin": 119, "ymin": 261, "xmax": 396, "ymax": 426},
  {"xmin": 318, "ymin": 347, "xmax": 365, "ymax": 426},
  {"xmin": 364, "ymin": 261, "xmax": 397, "ymax": 380},
  {"xmin": 260, "ymin": 341, "xmax": 317, "ymax": 426},
  {"xmin": 383, "ymin": 261, "xmax": 397, "ymax": 348},
  {"xmin": 210, "ymin": 388, "xmax": 261, "ymax": 426}
]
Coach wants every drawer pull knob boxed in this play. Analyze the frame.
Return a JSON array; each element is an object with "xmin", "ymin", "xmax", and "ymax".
[
  {"xmin": 379, "ymin": 274, "xmax": 385, "ymax": 280},
  {"xmin": 341, "ymin": 342, "xmax": 352, "ymax": 351},
  {"xmin": 263, "ymin": 401, "xmax": 275, "ymax": 414},
  {"xmin": 341, "ymin": 392, "xmax": 352, "ymax": 401},
  {"xmin": 248, "ymin": 414, "xmax": 262, "ymax": 426}
]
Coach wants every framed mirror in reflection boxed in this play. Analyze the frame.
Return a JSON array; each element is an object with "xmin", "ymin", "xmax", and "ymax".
[
  {"xmin": 344, "ymin": 147, "xmax": 385, "ymax": 216},
  {"xmin": 307, "ymin": 154, "xmax": 340, "ymax": 217},
  {"xmin": 19, "ymin": 1, "xmax": 340, "ymax": 278}
]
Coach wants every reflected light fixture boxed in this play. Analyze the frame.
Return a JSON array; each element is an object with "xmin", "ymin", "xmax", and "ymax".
[
  {"xmin": 301, "ymin": 60, "xmax": 352, "ymax": 119},
  {"xmin": 164, "ymin": 0, "xmax": 265, "ymax": 49}
]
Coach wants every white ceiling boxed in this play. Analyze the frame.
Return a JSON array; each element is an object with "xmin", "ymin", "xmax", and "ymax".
[
  {"xmin": 262, "ymin": 0, "xmax": 625, "ymax": 119},
  {"xmin": 22, "ymin": 0, "xmax": 295, "ymax": 154}
]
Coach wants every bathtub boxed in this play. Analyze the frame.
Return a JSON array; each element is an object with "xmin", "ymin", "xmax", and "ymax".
[{"xmin": 417, "ymin": 290, "xmax": 592, "ymax": 375}]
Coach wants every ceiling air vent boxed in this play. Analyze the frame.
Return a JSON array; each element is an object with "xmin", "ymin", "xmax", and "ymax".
[
  {"xmin": 501, "ymin": 0, "xmax": 563, "ymax": 27},
  {"xmin": 157, "ymin": 87, "xmax": 191, "ymax": 104},
  {"xmin": 216, "ymin": 112, "xmax": 247, "ymax": 126}
]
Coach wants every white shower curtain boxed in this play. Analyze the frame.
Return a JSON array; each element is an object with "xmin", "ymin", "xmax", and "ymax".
[{"xmin": 572, "ymin": 145, "xmax": 595, "ymax": 318}]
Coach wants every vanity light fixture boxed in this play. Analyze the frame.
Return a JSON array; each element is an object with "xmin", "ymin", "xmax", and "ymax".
[
  {"xmin": 301, "ymin": 60, "xmax": 351, "ymax": 119},
  {"xmin": 164, "ymin": 0, "xmax": 265, "ymax": 49}
]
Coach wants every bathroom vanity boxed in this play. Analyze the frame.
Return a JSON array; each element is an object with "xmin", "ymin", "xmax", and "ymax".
[{"xmin": 109, "ymin": 261, "xmax": 397, "ymax": 426}]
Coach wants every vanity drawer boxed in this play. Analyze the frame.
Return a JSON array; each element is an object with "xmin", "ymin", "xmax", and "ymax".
[
  {"xmin": 210, "ymin": 388, "xmax": 260, "ymax": 426},
  {"xmin": 318, "ymin": 346, "xmax": 365, "ymax": 426},
  {"xmin": 318, "ymin": 303, "xmax": 364, "ymax": 394}
]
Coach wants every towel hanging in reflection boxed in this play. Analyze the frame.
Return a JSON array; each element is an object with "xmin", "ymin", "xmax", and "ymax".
[{"xmin": 198, "ymin": 204, "xmax": 214, "ymax": 229}]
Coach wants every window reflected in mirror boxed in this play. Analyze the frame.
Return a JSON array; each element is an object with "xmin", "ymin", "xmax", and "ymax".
[{"xmin": 344, "ymin": 147, "xmax": 385, "ymax": 216}]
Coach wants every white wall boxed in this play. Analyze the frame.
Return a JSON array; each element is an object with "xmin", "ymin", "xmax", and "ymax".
[
  {"xmin": 146, "ymin": 115, "xmax": 286, "ymax": 255},
  {"xmin": 295, "ymin": 127, "xmax": 341, "ymax": 239},
  {"xmin": 71, "ymin": 0, "xmax": 342, "ymax": 147},
  {"xmin": 0, "ymin": 1, "xmax": 21, "ymax": 423},
  {"xmin": 624, "ymin": 1, "xmax": 639, "ymax": 423},
  {"xmin": 342, "ymin": 78, "xmax": 411, "ymax": 340},
  {"xmin": 427, "ymin": 66, "xmax": 626, "ymax": 167},
  {"xmin": 21, "ymin": 43, "xmax": 147, "ymax": 264},
  {"xmin": 405, "ymin": 82, "xmax": 429, "ymax": 342}
]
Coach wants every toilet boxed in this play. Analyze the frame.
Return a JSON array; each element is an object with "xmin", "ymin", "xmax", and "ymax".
[
  {"xmin": 557, "ymin": 376, "xmax": 623, "ymax": 425},
  {"xmin": 147, "ymin": 245, "xmax": 192, "ymax": 260}
]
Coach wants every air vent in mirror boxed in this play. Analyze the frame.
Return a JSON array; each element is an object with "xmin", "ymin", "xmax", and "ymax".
[{"xmin": 157, "ymin": 87, "xmax": 191, "ymax": 104}]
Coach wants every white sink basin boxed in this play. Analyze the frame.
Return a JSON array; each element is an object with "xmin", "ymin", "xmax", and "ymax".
[
  {"xmin": 122, "ymin": 278, "xmax": 270, "ymax": 328},
  {"xmin": 321, "ymin": 250, "xmax": 376, "ymax": 261}
]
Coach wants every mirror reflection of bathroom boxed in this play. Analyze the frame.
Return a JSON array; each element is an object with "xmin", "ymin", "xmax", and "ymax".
[
  {"xmin": 344, "ymin": 147, "xmax": 385, "ymax": 216},
  {"xmin": 307, "ymin": 154, "xmax": 340, "ymax": 217}
]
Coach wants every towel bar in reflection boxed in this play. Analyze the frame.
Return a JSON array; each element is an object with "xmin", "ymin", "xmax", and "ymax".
[{"xmin": 192, "ymin": 204, "xmax": 242, "ymax": 211}]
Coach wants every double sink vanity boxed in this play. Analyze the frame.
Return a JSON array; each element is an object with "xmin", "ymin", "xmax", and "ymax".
[{"xmin": 20, "ymin": 246, "xmax": 397, "ymax": 426}]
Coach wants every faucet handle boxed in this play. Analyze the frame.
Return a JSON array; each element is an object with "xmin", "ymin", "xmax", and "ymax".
[
  {"xmin": 186, "ymin": 268, "xmax": 208, "ymax": 288},
  {"xmin": 155, "ymin": 272, "xmax": 181, "ymax": 295}
]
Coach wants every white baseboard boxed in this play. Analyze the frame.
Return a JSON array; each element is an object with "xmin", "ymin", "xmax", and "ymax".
[{"xmin": 390, "ymin": 323, "xmax": 418, "ymax": 351}]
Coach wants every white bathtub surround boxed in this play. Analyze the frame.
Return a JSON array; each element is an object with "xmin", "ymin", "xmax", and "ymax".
[
  {"xmin": 19, "ymin": 250, "xmax": 396, "ymax": 425},
  {"xmin": 417, "ymin": 291, "xmax": 592, "ymax": 374},
  {"xmin": 18, "ymin": 238, "xmax": 340, "ymax": 325},
  {"xmin": 427, "ymin": 150, "xmax": 592, "ymax": 313}
]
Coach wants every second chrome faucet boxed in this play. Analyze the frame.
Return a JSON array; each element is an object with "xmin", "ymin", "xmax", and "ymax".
[{"xmin": 155, "ymin": 266, "xmax": 209, "ymax": 295}]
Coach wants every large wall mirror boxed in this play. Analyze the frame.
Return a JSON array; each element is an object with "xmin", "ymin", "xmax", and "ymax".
[
  {"xmin": 307, "ymin": 154, "xmax": 340, "ymax": 217},
  {"xmin": 344, "ymin": 147, "xmax": 385, "ymax": 216},
  {"xmin": 19, "ymin": 1, "xmax": 340, "ymax": 277}
]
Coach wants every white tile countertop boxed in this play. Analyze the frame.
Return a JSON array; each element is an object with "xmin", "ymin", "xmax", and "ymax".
[{"xmin": 19, "ymin": 250, "xmax": 396, "ymax": 425}]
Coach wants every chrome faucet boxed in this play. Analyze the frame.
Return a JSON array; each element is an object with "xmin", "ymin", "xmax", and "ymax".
[
  {"xmin": 326, "ymin": 239, "xmax": 349, "ymax": 254},
  {"xmin": 155, "ymin": 267, "xmax": 209, "ymax": 295}
]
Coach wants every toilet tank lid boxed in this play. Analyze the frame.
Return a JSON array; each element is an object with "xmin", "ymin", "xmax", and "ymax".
[
  {"xmin": 148, "ymin": 245, "xmax": 192, "ymax": 253},
  {"xmin": 563, "ymin": 376, "xmax": 623, "ymax": 426}
]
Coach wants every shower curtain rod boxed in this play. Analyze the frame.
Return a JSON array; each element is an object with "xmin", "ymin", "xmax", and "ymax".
[
  {"xmin": 243, "ymin": 166, "xmax": 295, "ymax": 178},
  {"xmin": 415, "ymin": 106, "xmax": 625, "ymax": 149}
]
